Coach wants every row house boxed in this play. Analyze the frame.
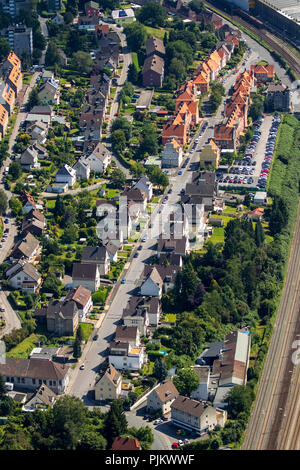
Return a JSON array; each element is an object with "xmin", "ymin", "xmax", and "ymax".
[
  {"xmin": 21, "ymin": 208, "xmax": 46, "ymax": 238},
  {"xmin": 142, "ymin": 36, "xmax": 165, "ymax": 88},
  {"xmin": 0, "ymin": 104, "xmax": 8, "ymax": 140},
  {"xmin": 214, "ymin": 69, "xmax": 255, "ymax": 151},
  {"xmin": 0, "ymin": 80, "xmax": 15, "ymax": 115}
]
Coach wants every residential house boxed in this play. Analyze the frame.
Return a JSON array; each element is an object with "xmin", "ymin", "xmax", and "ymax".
[
  {"xmin": 199, "ymin": 139, "xmax": 221, "ymax": 169},
  {"xmin": 122, "ymin": 296, "xmax": 150, "ymax": 336},
  {"xmin": 51, "ymin": 13, "xmax": 64, "ymax": 25},
  {"xmin": 85, "ymin": 142, "xmax": 111, "ymax": 173},
  {"xmin": 6, "ymin": 260, "xmax": 42, "ymax": 293},
  {"xmin": 22, "ymin": 384, "xmax": 57, "ymax": 411},
  {"xmin": 38, "ymin": 79, "xmax": 60, "ymax": 105},
  {"xmin": 0, "ymin": 357, "xmax": 70, "ymax": 394},
  {"xmin": 115, "ymin": 325, "xmax": 140, "ymax": 347},
  {"xmin": 142, "ymin": 54, "xmax": 164, "ymax": 88},
  {"xmin": 41, "ymin": 70, "xmax": 54, "ymax": 83},
  {"xmin": 11, "ymin": 233, "xmax": 40, "ymax": 263},
  {"xmin": 171, "ymin": 396, "xmax": 227, "ymax": 435},
  {"xmin": 64, "ymin": 285, "xmax": 93, "ymax": 321},
  {"xmin": 26, "ymin": 122, "xmax": 48, "ymax": 145},
  {"xmin": 7, "ymin": 64, "xmax": 22, "ymax": 96},
  {"xmin": 34, "ymin": 299, "xmax": 79, "ymax": 336},
  {"xmin": 190, "ymin": 366, "xmax": 210, "ymax": 402},
  {"xmin": 19, "ymin": 191, "xmax": 36, "ymax": 213},
  {"xmin": 253, "ymin": 191, "xmax": 267, "ymax": 205},
  {"xmin": 111, "ymin": 9, "xmax": 136, "ymax": 25},
  {"xmin": 145, "ymin": 36, "xmax": 165, "ymax": 59},
  {"xmin": 156, "ymin": 234, "xmax": 189, "ymax": 257},
  {"xmin": 78, "ymin": 15, "xmax": 99, "ymax": 32},
  {"xmin": 162, "ymin": 137, "xmax": 183, "ymax": 168},
  {"xmin": 20, "ymin": 145, "xmax": 40, "ymax": 170},
  {"xmin": 147, "ymin": 381, "xmax": 179, "ymax": 415},
  {"xmin": 133, "ymin": 175, "xmax": 153, "ymax": 201},
  {"xmin": 140, "ymin": 267, "xmax": 163, "ymax": 298},
  {"xmin": 21, "ymin": 209, "xmax": 45, "ymax": 238},
  {"xmin": 143, "ymin": 265, "xmax": 179, "ymax": 294},
  {"xmin": 0, "ymin": 80, "xmax": 15, "ymax": 115},
  {"xmin": 26, "ymin": 105, "xmax": 53, "ymax": 124},
  {"xmin": 111, "ymin": 437, "xmax": 141, "ymax": 451},
  {"xmin": 105, "ymin": 241, "xmax": 119, "ymax": 262},
  {"xmin": 247, "ymin": 207, "xmax": 264, "ymax": 222},
  {"xmin": 108, "ymin": 340, "xmax": 146, "ymax": 371},
  {"xmin": 250, "ymin": 63, "xmax": 274, "ymax": 83},
  {"xmin": 48, "ymin": 0, "xmax": 62, "ymax": 12},
  {"xmin": 123, "ymin": 295, "xmax": 161, "ymax": 329},
  {"xmin": 55, "ymin": 164, "xmax": 76, "ymax": 188},
  {"xmin": 183, "ymin": 171, "xmax": 216, "ymax": 212},
  {"xmin": 266, "ymin": 82, "xmax": 291, "ymax": 112},
  {"xmin": 72, "ymin": 263, "xmax": 101, "ymax": 292},
  {"xmin": 1, "ymin": 51, "xmax": 21, "ymax": 75},
  {"xmin": 95, "ymin": 364, "xmax": 122, "ymax": 402},
  {"xmin": 73, "ymin": 157, "xmax": 91, "ymax": 181},
  {"xmin": 122, "ymin": 187, "xmax": 147, "ymax": 211},
  {"xmin": 85, "ymin": 0, "xmax": 100, "ymax": 16},
  {"xmin": 81, "ymin": 245, "xmax": 110, "ymax": 275}
]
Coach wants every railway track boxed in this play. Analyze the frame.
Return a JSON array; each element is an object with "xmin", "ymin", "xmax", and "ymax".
[
  {"xmin": 205, "ymin": 2, "xmax": 300, "ymax": 78},
  {"xmin": 243, "ymin": 203, "xmax": 300, "ymax": 449}
]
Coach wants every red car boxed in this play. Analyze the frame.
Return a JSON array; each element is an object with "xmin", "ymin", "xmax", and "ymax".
[
  {"xmin": 172, "ymin": 442, "xmax": 179, "ymax": 449},
  {"xmin": 114, "ymin": 112, "xmax": 119, "ymax": 116}
]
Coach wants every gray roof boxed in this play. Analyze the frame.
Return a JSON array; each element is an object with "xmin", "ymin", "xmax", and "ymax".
[
  {"xmin": 72, "ymin": 263, "xmax": 99, "ymax": 280},
  {"xmin": 82, "ymin": 245, "xmax": 108, "ymax": 263}
]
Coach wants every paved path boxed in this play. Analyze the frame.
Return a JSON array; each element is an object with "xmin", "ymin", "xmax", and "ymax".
[{"xmin": 41, "ymin": 180, "xmax": 105, "ymax": 198}]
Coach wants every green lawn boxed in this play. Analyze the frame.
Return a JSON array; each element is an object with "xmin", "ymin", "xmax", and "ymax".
[
  {"xmin": 131, "ymin": 52, "xmax": 140, "ymax": 72},
  {"xmin": 209, "ymin": 227, "xmax": 225, "ymax": 244},
  {"xmin": 164, "ymin": 313, "xmax": 176, "ymax": 323},
  {"xmin": 7, "ymin": 334, "xmax": 41, "ymax": 359},
  {"xmin": 145, "ymin": 26, "xmax": 166, "ymax": 40},
  {"xmin": 79, "ymin": 322, "xmax": 94, "ymax": 341}
]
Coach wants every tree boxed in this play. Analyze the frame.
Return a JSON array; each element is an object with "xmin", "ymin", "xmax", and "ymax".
[
  {"xmin": 71, "ymin": 51, "xmax": 93, "ymax": 75},
  {"xmin": 73, "ymin": 337, "xmax": 82, "ymax": 359},
  {"xmin": 146, "ymin": 165, "xmax": 169, "ymax": 190},
  {"xmin": 123, "ymin": 22, "xmax": 147, "ymax": 52},
  {"xmin": 26, "ymin": 87, "xmax": 40, "ymax": 111},
  {"xmin": 110, "ymin": 168, "xmax": 126, "ymax": 189},
  {"xmin": 0, "ymin": 189, "xmax": 8, "ymax": 216},
  {"xmin": 9, "ymin": 197, "xmax": 22, "ymax": 216},
  {"xmin": 0, "ymin": 374, "xmax": 7, "ymax": 398},
  {"xmin": 54, "ymin": 194, "xmax": 65, "ymax": 218},
  {"xmin": 76, "ymin": 431, "xmax": 107, "ymax": 450},
  {"xmin": 173, "ymin": 368, "xmax": 200, "ymax": 396},
  {"xmin": 127, "ymin": 63, "xmax": 139, "ymax": 85},
  {"xmin": 76, "ymin": 324, "xmax": 84, "ymax": 343},
  {"xmin": 8, "ymin": 162, "xmax": 22, "ymax": 181},
  {"xmin": 52, "ymin": 395, "xmax": 87, "ymax": 449},
  {"xmin": 189, "ymin": 0, "xmax": 204, "ymax": 14},
  {"xmin": 136, "ymin": 2, "xmax": 167, "ymax": 27},
  {"xmin": 64, "ymin": 11, "xmax": 74, "ymax": 24},
  {"xmin": 61, "ymin": 225, "xmax": 78, "ymax": 244},
  {"xmin": 111, "ymin": 116, "xmax": 132, "ymax": 142},
  {"xmin": 126, "ymin": 426, "xmax": 154, "ymax": 450},
  {"xmin": 255, "ymin": 219, "xmax": 265, "ymax": 247},
  {"xmin": 104, "ymin": 400, "xmax": 128, "ymax": 448},
  {"xmin": 249, "ymin": 94, "xmax": 264, "ymax": 122},
  {"xmin": 0, "ymin": 38, "xmax": 10, "ymax": 62},
  {"xmin": 153, "ymin": 358, "xmax": 168, "ymax": 382},
  {"xmin": 111, "ymin": 129, "xmax": 126, "ymax": 155},
  {"xmin": 45, "ymin": 40, "xmax": 61, "ymax": 67},
  {"xmin": 130, "ymin": 162, "xmax": 145, "ymax": 179},
  {"xmin": 226, "ymin": 385, "xmax": 254, "ymax": 419}
]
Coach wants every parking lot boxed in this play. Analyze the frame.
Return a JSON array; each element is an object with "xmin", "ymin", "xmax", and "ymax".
[{"xmin": 217, "ymin": 114, "xmax": 278, "ymax": 190}]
